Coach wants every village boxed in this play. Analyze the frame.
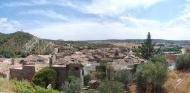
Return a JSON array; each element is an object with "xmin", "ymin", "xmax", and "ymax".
[{"xmin": 0, "ymin": 37, "xmax": 189, "ymax": 92}]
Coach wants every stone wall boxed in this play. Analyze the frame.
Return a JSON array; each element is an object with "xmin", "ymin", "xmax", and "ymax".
[
  {"xmin": 9, "ymin": 64, "xmax": 84, "ymax": 86},
  {"xmin": 52, "ymin": 66, "xmax": 67, "ymax": 87},
  {"xmin": 22, "ymin": 66, "xmax": 35, "ymax": 81},
  {"xmin": 9, "ymin": 68, "xmax": 22, "ymax": 80},
  {"xmin": 9, "ymin": 65, "xmax": 35, "ymax": 81}
]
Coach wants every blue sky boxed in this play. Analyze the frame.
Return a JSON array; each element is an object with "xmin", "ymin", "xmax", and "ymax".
[{"xmin": 0, "ymin": 0, "xmax": 190, "ymax": 40}]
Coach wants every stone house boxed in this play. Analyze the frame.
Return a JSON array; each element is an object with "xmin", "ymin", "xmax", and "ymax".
[{"xmin": 9, "ymin": 63, "xmax": 84, "ymax": 86}]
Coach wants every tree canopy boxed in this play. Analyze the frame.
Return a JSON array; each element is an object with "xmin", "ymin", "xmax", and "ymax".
[
  {"xmin": 140, "ymin": 32, "xmax": 154, "ymax": 60},
  {"xmin": 176, "ymin": 54, "xmax": 190, "ymax": 71},
  {"xmin": 32, "ymin": 67, "xmax": 57, "ymax": 88},
  {"xmin": 135, "ymin": 61, "xmax": 167, "ymax": 93}
]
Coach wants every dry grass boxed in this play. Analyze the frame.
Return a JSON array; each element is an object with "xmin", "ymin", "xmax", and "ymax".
[
  {"xmin": 128, "ymin": 71, "xmax": 190, "ymax": 93},
  {"xmin": 163, "ymin": 71, "xmax": 190, "ymax": 93},
  {"xmin": 128, "ymin": 83, "xmax": 136, "ymax": 93},
  {"xmin": 0, "ymin": 78, "xmax": 15, "ymax": 93}
]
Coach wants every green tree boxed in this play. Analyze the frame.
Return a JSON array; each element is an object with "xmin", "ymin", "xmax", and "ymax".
[
  {"xmin": 98, "ymin": 80, "xmax": 125, "ymax": 93},
  {"xmin": 62, "ymin": 76, "xmax": 81, "ymax": 93},
  {"xmin": 113, "ymin": 70, "xmax": 132, "ymax": 85},
  {"xmin": 150, "ymin": 55, "xmax": 166, "ymax": 65},
  {"xmin": 135, "ymin": 62, "xmax": 167, "ymax": 93},
  {"xmin": 32, "ymin": 67, "xmax": 57, "ymax": 88},
  {"xmin": 176, "ymin": 54, "xmax": 190, "ymax": 70},
  {"xmin": 140, "ymin": 32, "xmax": 154, "ymax": 59}
]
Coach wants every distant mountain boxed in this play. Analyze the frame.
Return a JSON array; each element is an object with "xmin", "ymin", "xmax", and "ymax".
[
  {"xmin": 0, "ymin": 31, "xmax": 54, "ymax": 57},
  {"xmin": 85, "ymin": 39, "xmax": 190, "ymax": 45}
]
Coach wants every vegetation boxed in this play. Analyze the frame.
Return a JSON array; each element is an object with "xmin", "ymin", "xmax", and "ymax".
[
  {"xmin": 0, "ymin": 78, "xmax": 15, "ymax": 92},
  {"xmin": 84, "ymin": 74, "xmax": 91, "ymax": 86},
  {"xmin": 135, "ymin": 61, "xmax": 167, "ymax": 93},
  {"xmin": 0, "ymin": 78, "xmax": 64, "ymax": 93},
  {"xmin": 32, "ymin": 67, "xmax": 57, "ymax": 88},
  {"xmin": 0, "ymin": 31, "xmax": 54, "ymax": 58},
  {"xmin": 113, "ymin": 70, "xmax": 132, "ymax": 86},
  {"xmin": 150, "ymin": 55, "xmax": 166, "ymax": 65},
  {"xmin": 140, "ymin": 32, "xmax": 154, "ymax": 59},
  {"xmin": 13, "ymin": 80, "xmax": 64, "ymax": 93},
  {"xmin": 163, "ymin": 71, "xmax": 190, "ymax": 93},
  {"xmin": 62, "ymin": 75, "xmax": 81, "ymax": 93},
  {"xmin": 176, "ymin": 54, "xmax": 190, "ymax": 71},
  {"xmin": 98, "ymin": 80, "xmax": 125, "ymax": 93}
]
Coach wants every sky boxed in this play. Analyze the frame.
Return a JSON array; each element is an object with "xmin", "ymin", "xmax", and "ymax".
[{"xmin": 0, "ymin": 0, "xmax": 190, "ymax": 40}]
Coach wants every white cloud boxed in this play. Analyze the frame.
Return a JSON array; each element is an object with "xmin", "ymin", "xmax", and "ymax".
[
  {"xmin": 120, "ymin": 16, "xmax": 161, "ymax": 28},
  {"xmin": 0, "ymin": 18, "xmax": 21, "ymax": 33},
  {"xmin": 21, "ymin": 10, "xmax": 68, "ymax": 20},
  {"xmin": 1, "ymin": 0, "xmax": 165, "ymax": 16},
  {"xmin": 79, "ymin": 0, "xmax": 165, "ymax": 16},
  {"xmin": 27, "ymin": 17, "xmax": 190, "ymax": 40}
]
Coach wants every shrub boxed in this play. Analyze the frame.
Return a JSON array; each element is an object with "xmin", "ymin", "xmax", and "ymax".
[
  {"xmin": 84, "ymin": 74, "xmax": 91, "ymax": 86},
  {"xmin": 13, "ymin": 80, "xmax": 64, "ymax": 93},
  {"xmin": 176, "ymin": 54, "xmax": 190, "ymax": 70},
  {"xmin": 13, "ymin": 80, "xmax": 35, "ymax": 93},
  {"xmin": 98, "ymin": 80, "xmax": 125, "ymax": 93},
  {"xmin": 0, "ymin": 50, "xmax": 16, "ymax": 58},
  {"xmin": 62, "ymin": 76, "xmax": 81, "ymax": 93},
  {"xmin": 32, "ymin": 67, "xmax": 57, "ymax": 88},
  {"xmin": 135, "ymin": 62, "xmax": 167, "ymax": 93}
]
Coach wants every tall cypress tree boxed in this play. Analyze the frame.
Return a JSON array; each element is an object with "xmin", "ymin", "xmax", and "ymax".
[{"xmin": 141, "ymin": 32, "xmax": 154, "ymax": 59}]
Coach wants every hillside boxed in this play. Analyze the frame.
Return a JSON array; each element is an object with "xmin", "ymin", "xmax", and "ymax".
[{"xmin": 0, "ymin": 31, "xmax": 54, "ymax": 58}]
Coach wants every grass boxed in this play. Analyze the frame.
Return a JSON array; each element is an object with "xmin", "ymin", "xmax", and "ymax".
[
  {"xmin": 163, "ymin": 71, "xmax": 190, "ymax": 93},
  {"xmin": 0, "ymin": 77, "xmax": 64, "ymax": 93},
  {"xmin": 0, "ymin": 78, "xmax": 15, "ymax": 92}
]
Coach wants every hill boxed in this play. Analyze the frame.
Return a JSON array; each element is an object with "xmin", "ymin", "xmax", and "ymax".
[{"xmin": 0, "ymin": 31, "xmax": 54, "ymax": 58}]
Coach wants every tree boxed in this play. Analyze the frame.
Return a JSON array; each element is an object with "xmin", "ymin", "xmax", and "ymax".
[
  {"xmin": 113, "ymin": 70, "xmax": 132, "ymax": 85},
  {"xmin": 140, "ymin": 32, "xmax": 154, "ymax": 59},
  {"xmin": 32, "ymin": 67, "xmax": 57, "ymax": 88},
  {"xmin": 135, "ymin": 62, "xmax": 167, "ymax": 93},
  {"xmin": 98, "ymin": 80, "xmax": 125, "ymax": 93},
  {"xmin": 176, "ymin": 54, "xmax": 190, "ymax": 70},
  {"xmin": 150, "ymin": 55, "xmax": 166, "ymax": 65},
  {"xmin": 62, "ymin": 75, "xmax": 81, "ymax": 93}
]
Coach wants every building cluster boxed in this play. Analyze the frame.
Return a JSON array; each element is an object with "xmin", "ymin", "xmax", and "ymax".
[{"xmin": 0, "ymin": 43, "xmax": 145, "ymax": 86}]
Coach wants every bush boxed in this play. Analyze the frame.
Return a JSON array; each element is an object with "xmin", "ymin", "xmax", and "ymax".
[
  {"xmin": 135, "ymin": 62, "xmax": 167, "ymax": 93},
  {"xmin": 62, "ymin": 76, "xmax": 81, "ymax": 93},
  {"xmin": 13, "ymin": 80, "xmax": 64, "ymax": 93},
  {"xmin": 176, "ymin": 54, "xmax": 190, "ymax": 70},
  {"xmin": 0, "ymin": 50, "xmax": 16, "ymax": 58},
  {"xmin": 113, "ymin": 69, "xmax": 133, "ymax": 89},
  {"xmin": 98, "ymin": 80, "xmax": 125, "ymax": 93},
  {"xmin": 32, "ymin": 67, "xmax": 57, "ymax": 88},
  {"xmin": 84, "ymin": 74, "xmax": 91, "ymax": 86},
  {"xmin": 13, "ymin": 80, "xmax": 36, "ymax": 93}
]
